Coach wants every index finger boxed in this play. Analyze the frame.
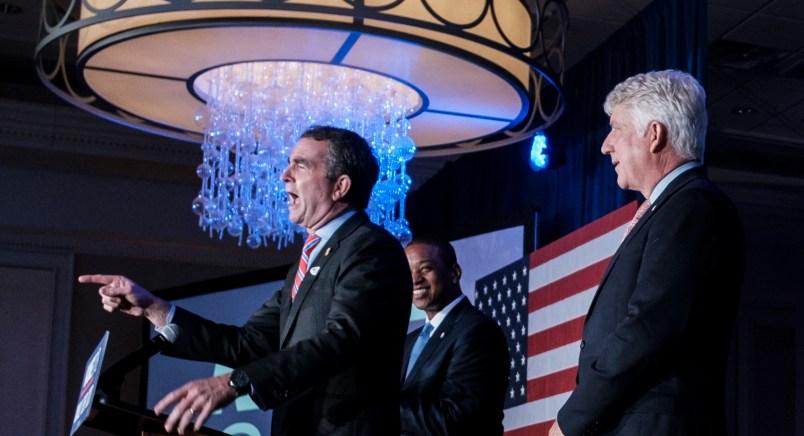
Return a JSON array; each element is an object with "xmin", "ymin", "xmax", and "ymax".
[{"xmin": 78, "ymin": 274, "xmax": 118, "ymax": 285}]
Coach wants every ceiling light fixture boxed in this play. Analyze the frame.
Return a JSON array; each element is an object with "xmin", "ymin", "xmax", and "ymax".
[{"xmin": 35, "ymin": 0, "xmax": 567, "ymax": 248}]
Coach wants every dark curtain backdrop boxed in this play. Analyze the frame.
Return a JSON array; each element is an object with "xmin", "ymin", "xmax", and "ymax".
[{"xmin": 407, "ymin": 0, "xmax": 707, "ymax": 247}]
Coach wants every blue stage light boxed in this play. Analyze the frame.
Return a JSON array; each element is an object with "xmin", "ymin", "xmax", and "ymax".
[{"xmin": 530, "ymin": 132, "xmax": 549, "ymax": 171}]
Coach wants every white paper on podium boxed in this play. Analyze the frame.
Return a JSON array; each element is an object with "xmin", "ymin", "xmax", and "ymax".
[{"xmin": 70, "ymin": 331, "xmax": 109, "ymax": 435}]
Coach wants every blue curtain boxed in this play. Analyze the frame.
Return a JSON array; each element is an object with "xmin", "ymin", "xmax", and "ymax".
[{"xmin": 407, "ymin": 0, "xmax": 707, "ymax": 246}]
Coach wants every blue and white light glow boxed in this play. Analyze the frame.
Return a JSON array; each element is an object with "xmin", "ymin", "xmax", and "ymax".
[
  {"xmin": 529, "ymin": 132, "xmax": 549, "ymax": 171},
  {"xmin": 192, "ymin": 62, "xmax": 417, "ymax": 249}
]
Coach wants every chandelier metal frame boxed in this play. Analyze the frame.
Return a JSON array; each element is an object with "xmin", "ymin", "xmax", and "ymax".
[{"xmin": 35, "ymin": 0, "xmax": 568, "ymax": 248}]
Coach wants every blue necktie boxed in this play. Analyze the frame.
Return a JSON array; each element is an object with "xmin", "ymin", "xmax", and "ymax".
[{"xmin": 405, "ymin": 322, "xmax": 433, "ymax": 379}]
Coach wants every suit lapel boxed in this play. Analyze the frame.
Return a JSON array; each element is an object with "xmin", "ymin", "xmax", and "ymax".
[
  {"xmin": 279, "ymin": 212, "xmax": 367, "ymax": 347},
  {"xmin": 403, "ymin": 299, "xmax": 468, "ymax": 385},
  {"xmin": 584, "ymin": 167, "xmax": 706, "ymax": 322}
]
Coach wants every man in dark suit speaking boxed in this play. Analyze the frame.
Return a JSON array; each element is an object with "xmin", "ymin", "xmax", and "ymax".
[
  {"xmin": 400, "ymin": 238, "xmax": 509, "ymax": 435},
  {"xmin": 79, "ymin": 126, "xmax": 412, "ymax": 435},
  {"xmin": 549, "ymin": 70, "xmax": 745, "ymax": 436}
]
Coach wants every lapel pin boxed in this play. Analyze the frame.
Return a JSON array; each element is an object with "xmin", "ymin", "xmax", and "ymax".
[
  {"xmin": 310, "ymin": 266, "xmax": 321, "ymax": 276},
  {"xmin": 325, "ymin": 247, "xmax": 331, "ymax": 256},
  {"xmin": 440, "ymin": 332, "xmax": 445, "ymax": 338}
]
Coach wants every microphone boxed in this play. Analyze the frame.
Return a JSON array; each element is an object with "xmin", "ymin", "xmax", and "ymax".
[{"xmin": 98, "ymin": 324, "xmax": 182, "ymax": 399}]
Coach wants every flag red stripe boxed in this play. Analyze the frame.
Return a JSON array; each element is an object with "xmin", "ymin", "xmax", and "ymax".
[
  {"xmin": 530, "ymin": 201, "xmax": 638, "ymax": 268},
  {"xmin": 528, "ymin": 316, "xmax": 584, "ymax": 356},
  {"xmin": 527, "ymin": 366, "xmax": 577, "ymax": 401},
  {"xmin": 504, "ymin": 419, "xmax": 553, "ymax": 436},
  {"xmin": 528, "ymin": 258, "xmax": 610, "ymax": 312},
  {"xmin": 502, "ymin": 203, "xmax": 638, "ymax": 434},
  {"xmin": 80, "ymin": 375, "xmax": 95, "ymax": 397}
]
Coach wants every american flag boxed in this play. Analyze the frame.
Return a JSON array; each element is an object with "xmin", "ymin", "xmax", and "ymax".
[{"xmin": 476, "ymin": 202, "xmax": 638, "ymax": 435}]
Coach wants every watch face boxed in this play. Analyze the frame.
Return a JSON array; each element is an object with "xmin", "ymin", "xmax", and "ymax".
[{"xmin": 229, "ymin": 370, "xmax": 249, "ymax": 392}]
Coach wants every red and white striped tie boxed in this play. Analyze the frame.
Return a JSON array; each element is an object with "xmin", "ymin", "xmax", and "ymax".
[
  {"xmin": 622, "ymin": 200, "xmax": 651, "ymax": 241},
  {"xmin": 292, "ymin": 234, "xmax": 321, "ymax": 301}
]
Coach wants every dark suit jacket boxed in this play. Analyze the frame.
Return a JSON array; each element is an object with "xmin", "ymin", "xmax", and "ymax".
[
  {"xmin": 400, "ymin": 297, "xmax": 510, "ymax": 435},
  {"xmin": 557, "ymin": 167, "xmax": 745, "ymax": 436},
  {"xmin": 164, "ymin": 211, "xmax": 412, "ymax": 436}
]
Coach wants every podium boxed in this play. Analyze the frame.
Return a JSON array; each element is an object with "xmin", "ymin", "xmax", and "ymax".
[
  {"xmin": 72, "ymin": 331, "xmax": 232, "ymax": 435},
  {"xmin": 82, "ymin": 393, "xmax": 230, "ymax": 436}
]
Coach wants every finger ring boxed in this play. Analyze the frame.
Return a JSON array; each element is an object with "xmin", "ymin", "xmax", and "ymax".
[{"xmin": 188, "ymin": 408, "xmax": 195, "ymax": 415}]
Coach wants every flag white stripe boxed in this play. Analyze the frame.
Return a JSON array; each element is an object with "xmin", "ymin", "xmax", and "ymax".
[
  {"xmin": 528, "ymin": 224, "xmax": 626, "ymax": 292},
  {"xmin": 503, "ymin": 391, "xmax": 572, "ymax": 430},
  {"xmin": 528, "ymin": 287, "xmax": 596, "ymax": 333},
  {"xmin": 527, "ymin": 340, "xmax": 582, "ymax": 379},
  {"xmin": 502, "ymin": 206, "xmax": 635, "ymax": 432}
]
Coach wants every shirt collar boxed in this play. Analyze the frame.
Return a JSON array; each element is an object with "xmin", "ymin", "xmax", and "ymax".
[
  {"xmin": 306, "ymin": 210, "xmax": 356, "ymax": 264},
  {"xmin": 649, "ymin": 161, "xmax": 700, "ymax": 204},
  {"xmin": 426, "ymin": 294, "xmax": 465, "ymax": 335}
]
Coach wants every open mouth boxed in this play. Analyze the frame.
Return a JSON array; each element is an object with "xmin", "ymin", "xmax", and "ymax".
[
  {"xmin": 287, "ymin": 192, "xmax": 299, "ymax": 206},
  {"xmin": 413, "ymin": 288, "xmax": 427, "ymax": 296}
]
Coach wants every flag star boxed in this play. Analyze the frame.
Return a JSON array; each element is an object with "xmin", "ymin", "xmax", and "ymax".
[
  {"xmin": 512, "ymin": 270, "xmax": 518, "ymax": 281},
  {"xmin": 521, "ymin": 325, "xmax": 526, "ymax": 336},
  {"xmin": 506, "ymin": 316, "xmax": 511, "ymax": 327},
  {"xmin": 501, "ymin": 305, "xmax": 507, "ymax": 315},
  {"xmin": 515, "ymin": 372, "xmax": 521, "ymax": 382},
  {"xmin": 492, "ymin": 309, "xmax": 497, "ymax": 318},
  {"xmin": 516, "ymin": 312, "xmax": 521, "ymax": 323},
  {"xmin": 517, "ymin": 283, "xmax": 522, "ymax": 293},
  {"xmin": 502, "ymin": 276, "xmax": 508, "ymax": 286},
  {"xmin": 478, "ymin": 301, "xmax": 484, "ymax": 310},
  {"xmin": 510, "ymin": 330, "xmax": 516, "ymax": 340},
  {"xmin": 483, "ymin": 284, "xmax": 488, "ymax": 294},
  {"xmin": 520, "ymin": 385, "xmax": 526, "ymax": 396},
  {"xmin": 507, "ymin": 288, "xmax": 512, "ymax": 298},
  {"xmin": 521, "ymin": 355, "xmax": 526, "ymax": 365},
  {"xmin": 522, "ymin": 265, "xmax": 528, "ymax": 276},
  {"xmin": 487, "ymin": 297, "xmax": 492, "ymax": 306},
  {"xmin": 497, "ymin": 293, "xmax": 502, "ymax": 302},
  {"xmin": 515, "ymin": 342, "xmax": 521, "ymax": 353},
  {"xmin": 511, "ymin": 300, "xmax": 517, "ymax": 311},
  {"xmin": 510, "ymin": 389, "xmax": 515, "ymax": 399},
  {"xmin": 521, "ymin": 296, "xmax": 527, "ymax": 306},
  {"xmin": 493, "ymin": 280, "xmax": 498, "ymax": 290},
  {"xmin": 510, "ymin": 358, "xmax": 515, "ymax": 369}
]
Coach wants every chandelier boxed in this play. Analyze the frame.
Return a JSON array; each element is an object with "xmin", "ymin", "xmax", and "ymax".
[
  {"xmin": 35, "ymin": 0, "xmax": 567, "ymax": 249},
  {"xmin": 192, "ymin": 61, "xmax": 418, "ymax": 248}
]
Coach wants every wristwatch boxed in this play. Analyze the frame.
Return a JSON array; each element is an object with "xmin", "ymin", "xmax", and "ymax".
[{"xmin": 228, "ymin": 369, "xmax": 251, "ymax": 396}]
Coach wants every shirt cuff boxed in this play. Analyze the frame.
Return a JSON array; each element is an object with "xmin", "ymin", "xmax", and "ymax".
[{"xmin": 155, "ymin": 304, "xmax": 176, "ymax": 330}]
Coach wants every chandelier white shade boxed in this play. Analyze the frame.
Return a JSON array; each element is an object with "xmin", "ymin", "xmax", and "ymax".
[{"xmin": 36, "ymin": 0, "xmax": 567, "ymax": 248}]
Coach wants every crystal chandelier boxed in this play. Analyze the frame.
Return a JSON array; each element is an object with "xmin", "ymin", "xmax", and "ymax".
[
  {"xmin": 36, "ymin": 0, "xmax": 568, "ymax": 249},
  {"xmin": 191, "ymin": 61, "xmax": 418, "ymax": 248}
]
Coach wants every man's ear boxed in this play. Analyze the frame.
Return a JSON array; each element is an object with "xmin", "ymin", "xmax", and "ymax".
[
  {"xmin": 451, "ymin": 263, "xmax": 462, "ymax": 285},
  {"xmin": 648, "ymin": 121, "xmax": 668, "ymax": 154},
  {"xmin": 331, "ymin": 174, "xmax": 352, "ymax": 201}
]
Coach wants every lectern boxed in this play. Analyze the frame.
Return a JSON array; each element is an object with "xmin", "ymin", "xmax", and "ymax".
[
  {"xmin": 83, "ymin": 393, "xmax": 229, "ymax": 436},
  {"xmin": 72, "ymin": 331, "xmax": 230, "ymax": 436}
]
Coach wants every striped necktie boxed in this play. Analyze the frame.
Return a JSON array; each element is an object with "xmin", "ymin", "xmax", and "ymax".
[
  {"xmin": 292, "ymin": 234, "xmax": 321, "ymax": 301},
  {"xmin": 622, "ymin": 200, "xmax": 651, "ymax": 241}
]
